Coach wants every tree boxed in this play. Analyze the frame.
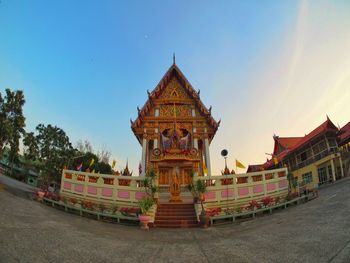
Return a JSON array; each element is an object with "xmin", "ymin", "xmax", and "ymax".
[
  {"xmin": 23, "ymin": 132, "xmax": 39, "ymax": 161},
  {"xmin": 97, "ymin": 147, "xmax": 111, "ymax": 164},
  {"xmin": 0, "ymin": 92, "xmax": 9, "ymax": 159},
  {"xmin": 36, "ymin": 124, "xmax": 74, "ymax": 183},
  {"xmin": 75, "ymin": 139, "xmax": 93, "ymax": 153},
  {"xmin": 3, "ymin": 89, "xmax": 26, "ymax": 176}
]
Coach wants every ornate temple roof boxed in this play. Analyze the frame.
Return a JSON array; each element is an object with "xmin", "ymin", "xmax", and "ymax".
[
  {"xmin": 131, "ymin": 61, "xmax": 220, "ymax": 143},
  {"xmin": 121, "ymin": 161, "xmax": 132, "ymax": 176}
]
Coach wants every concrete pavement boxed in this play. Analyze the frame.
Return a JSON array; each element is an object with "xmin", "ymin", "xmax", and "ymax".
[{"xmin": 0, "ymin": 175, "xmax": 349, "ymax": 263}]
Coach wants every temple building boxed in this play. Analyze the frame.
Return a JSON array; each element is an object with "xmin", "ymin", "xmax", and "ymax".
[
  {"xmin": 130, "ymin": 59, "xmax": 220, "ymax": 193},
  {"xmin": 249, "ymin": 117, "xmax": 347, "ymax": 190}
]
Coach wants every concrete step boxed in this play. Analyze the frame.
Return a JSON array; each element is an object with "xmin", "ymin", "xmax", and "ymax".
[
  {"xmin": 155, "ymin": 203, "xmax": 199, "ymax": 228},
  {"xmin": 156, "ymin": 211, "xmax": 196, "ymax": 217},
  {"xmin": 155, "ymin": 215, "xmax": 197, "ymax": 220}
]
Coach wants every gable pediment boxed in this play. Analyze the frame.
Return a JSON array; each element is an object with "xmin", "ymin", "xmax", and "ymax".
[{"xmin": 131, "ymin": 63, "xmax": 220, "ymax": 142}]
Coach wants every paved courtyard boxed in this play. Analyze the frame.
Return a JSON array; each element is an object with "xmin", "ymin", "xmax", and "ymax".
[{"xmin": 0, "ymin": 175, "xmax": 349, "ymax": 263}]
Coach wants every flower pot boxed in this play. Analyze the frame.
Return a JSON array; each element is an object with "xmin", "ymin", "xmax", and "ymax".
[
  {"xmin": 37, "ymin": 191, "xmax": 45, "ymax": 201},
  {"xmin": 139, "ymin": 214, "xmax": 151, "ymax": 230},
  {"xmin": 200, "ymin": 213, "xmax": 209, "ymax": 228}
]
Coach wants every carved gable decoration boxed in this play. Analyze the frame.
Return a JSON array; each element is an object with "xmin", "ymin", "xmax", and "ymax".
[
  {"xmin": 131, "ymin": 63, "xmax": 220, "ymax": 143},
  {"xmin": 159, "ymin": 77, "xmax": 192, "ymax": 100},
  {"xmin": 160, "ymin": 105, "xmax": 191, "ymax": 118}
]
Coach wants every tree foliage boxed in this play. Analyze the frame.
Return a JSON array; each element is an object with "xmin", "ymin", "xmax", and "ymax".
[
  {"xmin": 23, "ymin": 132, "xmax": 39, "ymax": 161},
  {"xmin": 75, "ymin": 139, "xmax": 93, "ymax": 153},
  {"xmin": 35, "ymin": 124, "xmax": 74, "ymax": 182},
  {"xmin": 70, "ymin": 149, "xmax": 113, "ymax": 174},
  {"xmin": 0, "ymin": 89, "xmax": 26, "ymax": 174}
]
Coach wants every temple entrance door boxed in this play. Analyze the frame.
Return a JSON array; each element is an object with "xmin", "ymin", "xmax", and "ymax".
[{"xmin": 158, "ymin": 164, "xmax": 193, "ymax": 186}]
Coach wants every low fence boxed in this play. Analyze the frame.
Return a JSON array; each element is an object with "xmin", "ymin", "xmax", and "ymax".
[
  {"xmin": 209, "ymin": 192, "xmax": 316, "ymax": 225},
  {"xmin": 60, "ymin": 170, "xmax": 148, "ymax": 208},
  {"xmin": 196, "ymin": 168, "xmax": 289, "ymax": 210},
  {"xmin": 60, "ymin": 168, "xmax": 289, "ymax": 211}
]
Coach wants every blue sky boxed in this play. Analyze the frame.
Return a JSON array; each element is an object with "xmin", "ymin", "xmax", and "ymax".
[{"xmin": 1, "ymin": 1, "xmax": 350, "ymax": 174}]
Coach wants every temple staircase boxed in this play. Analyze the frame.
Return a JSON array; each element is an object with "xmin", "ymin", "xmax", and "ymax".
[{"xmin": 154, "ymin": 203, "xmax": 199, "ymax": 228}]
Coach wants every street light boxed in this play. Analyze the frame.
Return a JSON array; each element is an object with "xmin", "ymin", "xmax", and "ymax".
[
  {"xmin": 221, "ymin": 149, "xmax": 228, "ymax": 169},
  {"xmin": 221, "ymin": 149, "xmax": 229, "ymax": 210}
]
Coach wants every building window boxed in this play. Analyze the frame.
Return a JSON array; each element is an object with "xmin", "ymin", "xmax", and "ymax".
[
  {"xmin": 302, "ymin": 172, "xmax": 313, "ymax": 184},
  {"xmin": 300, "ymin": 152, "xmax": 307, "ymax": 161}
]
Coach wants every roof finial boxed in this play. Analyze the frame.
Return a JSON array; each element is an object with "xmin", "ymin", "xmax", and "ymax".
[{"xmin": 173, "ymin": 53, "xmax": 176, "ymax": 65}]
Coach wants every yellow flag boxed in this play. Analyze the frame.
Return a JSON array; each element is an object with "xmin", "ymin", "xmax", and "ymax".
[
  {"xmin": 89, "ymin": 158, "xmax": 95, "ymax": 167},
  {"xmin": 273, "ymin": 157, "xmax": 278, "ymax": 165},
  {"xmin": 236, "ymin": 159, "xmax": 245, "ymax": 169},
  {"xmin": 112, "ymin": 159, "xmax": 116, "ymax": 169}
]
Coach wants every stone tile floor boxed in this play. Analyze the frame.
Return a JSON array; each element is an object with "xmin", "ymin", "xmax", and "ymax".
[{"xmin": 0, "ymin": 175, "xmax": 349, "ymax": 263}]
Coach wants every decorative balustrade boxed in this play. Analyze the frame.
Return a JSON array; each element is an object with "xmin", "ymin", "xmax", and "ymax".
[
  {"xmin": 195, "ymin": 168, "xmax": 288, "ymax": 206},
  {"xmin": 60, "ymin": 168, "xmax": 289, "ymax": 211},
  {"xmin": 60, "ymin": 170, "xmax": 148, "ymax": 206}
]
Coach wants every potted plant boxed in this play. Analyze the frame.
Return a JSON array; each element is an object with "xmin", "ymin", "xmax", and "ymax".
[
  {"xmin": 188, "ymin": 174, "xmax": 209, "ymax": 228},
  {"xmin": 138, "ymin": 169, "xmax": 158, "ymax": 229},
  {"xmin": 139, "ymin": 197, "xmax": 155, "ymax": 229}
]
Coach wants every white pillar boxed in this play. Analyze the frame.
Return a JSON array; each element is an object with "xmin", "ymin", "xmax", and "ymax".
[
  {"xmin": 330, "ymin": 159, "xmax": 336, "ymax": 182},
  {"xmin": 339, "ymin": 157, "xmax": 344, "ymax": 178},
  {"xmin": 141, "ymin": 135, "xmax": 147, "ymax": 176},
  {"xmin": 204, "ymin": 137, "xmax": 212, "ymax": 176},
  {"xmin": 154, "ymin": 138, "xmax": 158, "ymax": 149},
  {"xmin": 193, "ymin": 138, "xmax": 198, "ymax": 150}
]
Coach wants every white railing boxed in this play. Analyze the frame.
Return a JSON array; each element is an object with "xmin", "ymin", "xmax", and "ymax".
[
  {"xmin": 60, "ymin": 170, "xmax": 147, "ymax": 207},
  {"xmin": 195, "ymin": 168, "xmax": 289, "ymax": 208},
  {"xmin": 60, "ymin": 168, "xmax": 289, "ymax": 211}
]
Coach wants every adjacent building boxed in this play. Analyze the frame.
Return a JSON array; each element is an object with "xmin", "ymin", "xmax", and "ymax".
[
  {"xmin": 338, "ymin": 121, "xmax": 350, "ymax": 178},
  {"xmin": 250, "ymin": 117, "xmax": 347, "ymax": 190}
]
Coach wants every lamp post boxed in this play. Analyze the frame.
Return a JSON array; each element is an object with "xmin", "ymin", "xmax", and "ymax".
[
  {"xmin": 221, "ymin": 149, "xmax": 229, "ymax": 211},
  {"xmin": 221, "ymin": 149, "xmax": 228, "ymax": 170}
]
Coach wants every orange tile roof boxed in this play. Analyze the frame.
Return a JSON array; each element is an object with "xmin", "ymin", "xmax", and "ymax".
[
  {"xmin": 264, "ymin": 117, "xmax": 338, "ymax": 169},
  {"xmin": 273, "ymin": 137, "xmax": 302, "ymax": 155},
  {"xmin": 339, "ymin": 122, "xmax": 350, "ymax": 145}
]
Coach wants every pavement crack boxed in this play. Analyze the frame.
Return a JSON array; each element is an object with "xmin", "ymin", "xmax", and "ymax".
[
  {"xmin": 328, "ymin": 238, "xmax": 350, "ymax": 262},
  {"xmin": 192, "ymin": 232, "xmax": 211, "ymax": 263}
]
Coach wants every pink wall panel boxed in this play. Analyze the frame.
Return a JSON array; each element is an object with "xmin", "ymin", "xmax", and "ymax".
[
  {"xmin": 205, "ymin": 191, "xmax": 216, "ymax": 200},
  {"xmin": 279, "ymin": 180, "xmax": 287, "ymax": 188},
  {"xmin": 74, "ymin": 184, "xmax": 83, "ymax": 193},
  {"xmin": 63, "ymin": 182, "xmax": 71, "ymax": 190},
  {"xmin": 221, "ymin": 189, "xmax": 234, "ymax": 198},
  {"xmin": 253, "ymin": 185, "xmax": 263, "ymax": 193},
  {"xmin": 118, "ymin": 191, "xmax": 130, "ymax": 199},
  {"xmin": 102, "ymin": 188, "xmax": 113, "ymax": 197},
  {"xmin": 135, "ymin": 192, "xmax": 147, "ymax": 200},
  {"xmin": 238, "ymin": 187, "xmax": 249, "ymax": 196},
  {"xmin": 267, "ymin": 183, "xmax": 276, "ymax": 191},
  {"xmin": 87, "ymin": 186, "xmax": 97, "ymax": 195}
]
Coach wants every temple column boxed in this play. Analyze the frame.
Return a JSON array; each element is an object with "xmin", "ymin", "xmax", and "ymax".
[
  {"xmin": 204, "ymin": 137, "xmax": 212, "ymax": 177},
  {"xmin": 154, "ymin": 128, "xmax": 158, "ymax": 149},
  {"xmin": 193, "ymin": 138, "xmax": 198, "ymax": 150},
  {"xmin": 141, "ymin": 133, "xmax": 147, "ymax": 176}
]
